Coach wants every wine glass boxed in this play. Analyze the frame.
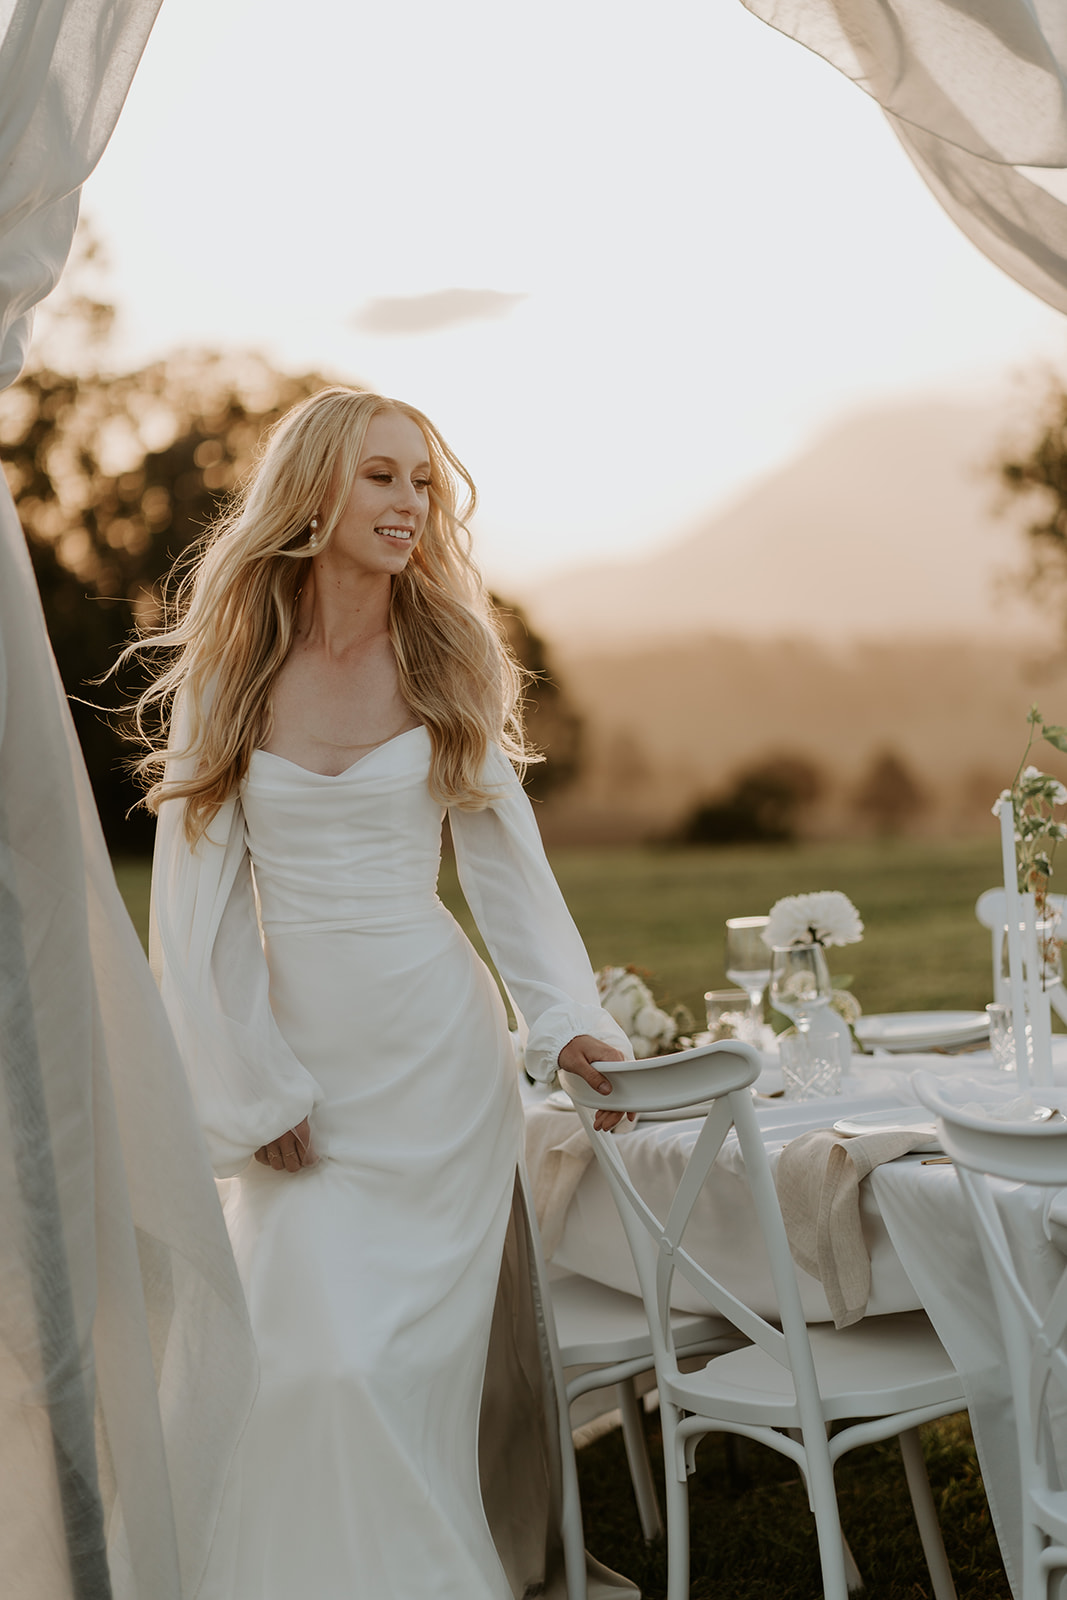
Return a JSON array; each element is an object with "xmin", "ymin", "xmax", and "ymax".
[
  {"xmin": 768, "ymin": 944, "xmax": 832, "ymax": 1035},
  {"xmin": 704, "ymin": 988, "xmax": 758, "ymax": 1043},
  {"xmin": 725, "ymin": 916, "xmax": 772, "ymax": 1025}
]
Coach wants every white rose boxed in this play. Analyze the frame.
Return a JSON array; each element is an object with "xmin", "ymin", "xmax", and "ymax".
[
  {"xmin": 633, "ymin": 1002, "xmax": 676, "ymax": 1050},
  {"xmin": 596, "ymin": 966, "xmax": 678, "ymax": 1056},
  {"xmin": 596, "ymin": 968, "xmax": 648, "ymax": 1036}
]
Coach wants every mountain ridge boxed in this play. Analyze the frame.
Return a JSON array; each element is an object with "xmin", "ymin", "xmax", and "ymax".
[{"xmin": 519, "ymin": 396, "xmax": 1046, "ymax": 649}]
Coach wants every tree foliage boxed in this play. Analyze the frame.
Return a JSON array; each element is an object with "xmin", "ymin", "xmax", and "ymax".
[
  {"xmin": 852, "ymin": 749, "xmax": 928, "ymax": 836},
  {"xmin": 4, "ymin": 352, "xmax": 330, "ymax": 848},
  {"xmin": 5, "ymin": 262, "xmax": 583, "ymax": 845},
  {"xmin": 678, "ymin": 753, "xmax": 825, "ymax": 846},
  {"xmin": 493, "ymin": 598, "xmax": 583, "ymax": 801},
  {"xmin": 999, "ymin": 384, "xmax": 1067, "ymax": 619}
]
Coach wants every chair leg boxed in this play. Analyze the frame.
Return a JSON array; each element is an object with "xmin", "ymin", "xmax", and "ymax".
[
  {"xmin": 616, "ymin": 1378, "xmax": 664, "ymax": 1542},
  {"xmin": 899, "ymin": 1428, "xmax": 957, "ymax": 1600},
  {"xmin": 821, "ymin": 1427, "xmax": 862, "ymax": 1592},
  {"xmin": 804, "ymin": 1435, "xmax": 850, "ymax": 1600},
  {"xmin": 841, "ymin": 1528, "xmax": 864, "ymax": 1593},
  {"xmin": 793, "ymin": 1420, "xmax": 857, "ymax": 1593},
  {"xmin": 661, "ymin": 1401, "xmax": 691, "ymax": 1600},
  {"xmin": 556, "ymin": 1393, "xmax": 588, "ymax": 1600}
]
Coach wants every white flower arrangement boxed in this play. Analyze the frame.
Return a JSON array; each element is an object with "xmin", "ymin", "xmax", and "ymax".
[
  {"xmin": 762, "ymin": 890, "xmax": 864, "ymax": 951},
  {"xmin": 595, "ymin": 966, "xmax": 694, "ymax": 1059}
]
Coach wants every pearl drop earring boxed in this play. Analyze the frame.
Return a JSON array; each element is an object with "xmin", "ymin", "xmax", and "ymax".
[{"xmin": 308, "ymin": 517, "xmax": 321, "ymax": 552}]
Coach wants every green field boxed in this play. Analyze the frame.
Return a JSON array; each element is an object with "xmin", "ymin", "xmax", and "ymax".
[
  {"xmin": 456, "ymin": 835, "xmax": 1006, "ymax": 1020},
  {"xmin": 118, "ymin": 834, "xmax": 1009, "ymax": 1024},
  {"xmin": 113, "ymin": 836, "xmax": 1015, "ymax": 1597}
]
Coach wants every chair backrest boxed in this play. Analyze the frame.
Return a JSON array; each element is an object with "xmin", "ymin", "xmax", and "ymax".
[
  {"xmin": 975, "ymin": 889, "xmax": 1067, "ymax": 998},
  {"xmin": 560, "ymin": 1044, "xmax": 830, "ymax": 1435},
  {"xmin": 914, "ymin": 1073, "xmax": 1067, "ymax": 1525}
]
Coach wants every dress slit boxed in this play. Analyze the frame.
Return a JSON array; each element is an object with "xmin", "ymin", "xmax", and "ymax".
[{"xmin": 479, "ymin": 1174, "xmax": 564, "ymax": 1598}]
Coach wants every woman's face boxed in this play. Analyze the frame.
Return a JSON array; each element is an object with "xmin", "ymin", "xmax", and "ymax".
[{"xmin": 325, "ymin": 411, "xmax": 431, "ymax": 578}]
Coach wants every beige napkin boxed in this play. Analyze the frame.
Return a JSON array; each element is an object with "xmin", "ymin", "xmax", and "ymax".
[
  {"xmin": 774, "ymin": 1127, "xmax": 932, "ymax": 1328},
  {"xmin": 523, "ymin": 1103, "xmax": 595, "ymax": 1259}
]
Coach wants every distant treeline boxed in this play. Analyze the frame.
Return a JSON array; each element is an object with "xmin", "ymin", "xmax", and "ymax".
[{"xmin": 676, "ymin": 749, "xmax": 927, "ymax": 845}]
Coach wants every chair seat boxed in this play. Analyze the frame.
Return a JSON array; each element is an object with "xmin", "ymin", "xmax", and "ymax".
[
  {"xmin": 664, "ymin": 1311, "xmax": 962, "ymax": 1427},
  {"xmin": 551, "ymin": 1273, "xmax": 729, "ymax": 1366}
]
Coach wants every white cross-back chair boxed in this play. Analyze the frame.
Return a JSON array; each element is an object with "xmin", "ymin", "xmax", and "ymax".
[
  {"xmin": 561, "ymin": 1042, "xmax": 965, "ymax": 1600},
  {"xmin": 915, "ymin": 1077, "xmax": 1067, "ymax": 1600},
  {"xmin": 975, "ymin": 889, "xmax": 1067, "ymax": 1025},
  {"xmin": 520, "ymin": 1171, "xmax": 740, "ymax": 1600},
  {"xmin": 549, "ymin": 1272, "xmax": 744, "ymax": 1546}
]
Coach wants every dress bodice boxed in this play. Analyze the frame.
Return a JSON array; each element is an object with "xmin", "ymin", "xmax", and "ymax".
[
  {"xmin": 153, "ymin": 719, "xmax": 630, "ymax": 1179},
  {"xmin": 241, "ymin": 727, "xmax": 442, "ymax": 933}
]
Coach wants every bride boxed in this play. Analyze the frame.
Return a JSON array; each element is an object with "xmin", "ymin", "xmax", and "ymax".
[{"xmin": 127, "ymin": 387, "xmax": 634, "ymax": 1599}]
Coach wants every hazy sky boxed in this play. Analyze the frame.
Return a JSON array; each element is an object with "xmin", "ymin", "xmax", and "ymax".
[{"xmin": 79, "ymin": 0, "xmax": 1067, "ymax": 588}]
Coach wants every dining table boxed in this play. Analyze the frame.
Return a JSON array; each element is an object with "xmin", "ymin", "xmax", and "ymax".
[{"xmin": 522, "ymin": 1036, "xmax": 1067, "ymax": 1599}]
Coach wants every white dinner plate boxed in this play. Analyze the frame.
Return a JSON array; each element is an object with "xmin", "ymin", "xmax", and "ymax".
[
  {"xmin": 832, "ymin": 1105, "xmax": 942, "ymax": 1151},
  {"xmin": 853, "ymin": 1010, "xmax": 989, "ymax": 1053}
]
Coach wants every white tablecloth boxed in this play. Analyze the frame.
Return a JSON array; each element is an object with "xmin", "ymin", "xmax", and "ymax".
[{"xmin": 523, "ymin": 1041, "xmax": 1067, "ymax": 1599}]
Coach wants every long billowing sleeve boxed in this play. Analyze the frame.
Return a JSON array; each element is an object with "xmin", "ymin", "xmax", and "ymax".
[
  {"xmin": 449, "ymin": 746, "xmax": 632, "ymax": 1081},
  {"xmin": 150, "ymin": 744, "xmax": 323, "ymax": 1179}
]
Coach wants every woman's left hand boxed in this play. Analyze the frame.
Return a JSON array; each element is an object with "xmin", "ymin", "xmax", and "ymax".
[
  {"xmin": 557, "ymin": 1035, "xmax": 634, "ymax": 1132},
  {"xmin": 254, "ymin": 1117, "xmax": 317, "ymax": 1173}
]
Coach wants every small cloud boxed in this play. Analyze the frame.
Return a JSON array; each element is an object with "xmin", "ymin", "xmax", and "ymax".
[{"xmin": 351, "ymin": 287, "xmax": 527, "ymax": 336}]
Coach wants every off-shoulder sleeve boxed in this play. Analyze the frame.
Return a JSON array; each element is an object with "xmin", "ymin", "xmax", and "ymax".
[
  {"xmin": 149, "ymin": 733, "xmax": 322, "ymax": 1178},
  {"xmin": 448, "ymin": 746, "xmax": 632, "ymax": 1081}
]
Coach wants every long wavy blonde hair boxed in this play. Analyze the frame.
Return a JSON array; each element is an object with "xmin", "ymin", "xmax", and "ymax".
[{"xmin": 123, "ymin": 387, "xmax": 534, "ymax": 842}]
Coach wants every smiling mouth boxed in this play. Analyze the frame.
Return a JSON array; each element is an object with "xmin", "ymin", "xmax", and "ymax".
[{"xmin": 375, "ymin": 526, "xmax": 414, "ymax": 543}]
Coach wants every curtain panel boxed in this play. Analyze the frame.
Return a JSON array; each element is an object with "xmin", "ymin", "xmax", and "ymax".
[
  {"xmin": 0, "ymin": 3, "xmax": 257, "ymax": 1597},
  {"xmin": 742, "ymin": 0, "xmax": 1067, "ymax": 314}
]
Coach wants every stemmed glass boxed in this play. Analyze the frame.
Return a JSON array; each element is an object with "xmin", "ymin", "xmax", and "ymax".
[
  {"xmin": 725, "ymin": 916, "xmax": 772, "ymax": 1028},
  {"xmin": 769, "ymin": 945, "xmax": 835, "ymax": 1098},
  {"xmin": 768, "ymin": 945, "xmax": 832, "ymax": 1036}
]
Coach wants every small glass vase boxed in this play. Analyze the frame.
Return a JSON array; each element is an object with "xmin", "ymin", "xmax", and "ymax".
[{"xmin": 998, "ymin": 913, "xmax": 1064, "ymax": 1004}]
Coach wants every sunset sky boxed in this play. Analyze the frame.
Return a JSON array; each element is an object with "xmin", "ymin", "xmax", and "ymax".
[{"xmin": 79, "ymin": 0, "xmax": 1067, "ymax": 590}]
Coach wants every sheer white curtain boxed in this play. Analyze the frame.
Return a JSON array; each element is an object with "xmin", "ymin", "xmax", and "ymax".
[
  {"xmin": 0, "ymin": 4, "xmax": 256, "ymax": 1599},
  {"xmin": 742, "ymin": 0, "xmax": 1067, "ymax": 314}
]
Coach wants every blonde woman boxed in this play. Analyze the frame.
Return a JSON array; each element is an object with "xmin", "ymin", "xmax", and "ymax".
[{"xmin": 130, "ymin": 388, "xmax": 632, "ymax": 1599}]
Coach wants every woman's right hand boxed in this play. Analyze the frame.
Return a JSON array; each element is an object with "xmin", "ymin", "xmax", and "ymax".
[
  {"xmin": 557, "ymin": 1035, "xmax": 633, "ymax": 1132},
  {"xmin": 255, "ymin": 1117, "xmax": 317, "ymax": 1173}
]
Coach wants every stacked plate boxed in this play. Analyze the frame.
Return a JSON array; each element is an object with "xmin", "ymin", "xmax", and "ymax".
[
  {"xmin": 832, "ymin": 1106, "xmax": 942, "ymax": 1151},
  {"xmin": 853, "ymin": 1010, "xmax": 990, "ymax": 1054}
]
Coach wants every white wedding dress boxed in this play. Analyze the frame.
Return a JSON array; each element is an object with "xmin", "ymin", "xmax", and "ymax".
[{"xmin": 150, "ymin": 725, "xmax": 634, "ymax": 1600}]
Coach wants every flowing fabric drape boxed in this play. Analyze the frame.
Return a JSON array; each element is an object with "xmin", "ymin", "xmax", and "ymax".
[
  {"xmin": 741, "ymin": 0, "xmax": 1067, "ymax": 314},
  {"xmin": 0, "ymin": 3, "xmax": 258, "ymax": 1598}
]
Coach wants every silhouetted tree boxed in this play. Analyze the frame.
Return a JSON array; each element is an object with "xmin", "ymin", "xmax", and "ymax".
[
  {"xmin": 999, "ymin": 384, "xmax": 1067, "ymax": 627},
  {"xmin": 678, "ymin": 753, "xmax": 825, "ymax": 845},
  {"xmin": 852, "ymin": 749, "xmax": 928, "ymax": 835},
  {"xmin": 492, "ymin": 597, "xmax": 583, "ymax": 800},
  {"xmin": 3, "ymin": 351, "xmax": 330, "ymax": 848}
]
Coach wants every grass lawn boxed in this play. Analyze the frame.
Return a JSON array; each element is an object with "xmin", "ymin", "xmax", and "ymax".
[
  {"xmin": 113, "ymin": 835, "xmax": 1014, "ymax": 1597},
  {"xmin": 439, "ymin": 834, "xmax": 1007, "ymax": 1023},
  {"xmin": 116, "ymin": 835, "xmax": 1007, "ymax": 1023},
  {"xmin": 577, "ymin": 1411, "xmax": 1008, "ymax": 1600}
]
